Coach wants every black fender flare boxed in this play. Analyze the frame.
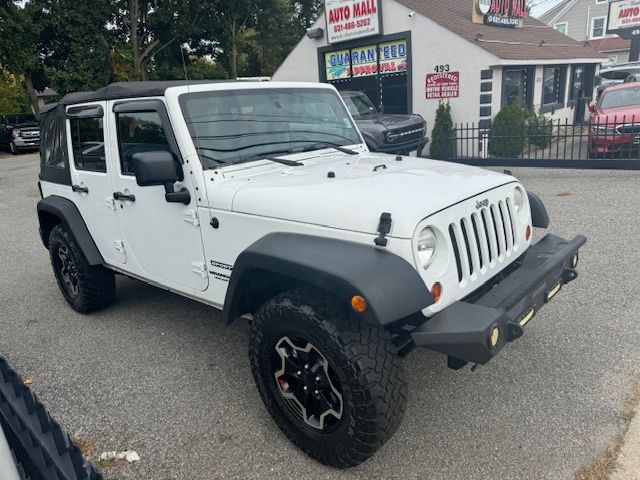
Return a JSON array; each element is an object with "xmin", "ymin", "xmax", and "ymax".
[
  {"xmin": 222, "ymin": 233, "xmax": 433, "ymax": 326},
  {"xmin": 527, "ymin": 192, "xmax": 550, "ymax": 228},
  {"xmin": 37, "ymin": 195, "xmax": 104, "ymax": 266}
]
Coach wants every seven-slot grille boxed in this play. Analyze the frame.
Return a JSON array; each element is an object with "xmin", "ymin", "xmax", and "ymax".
[{"xmin": 448, "ymin": 198, "xmax": 517, "ymax": 283}]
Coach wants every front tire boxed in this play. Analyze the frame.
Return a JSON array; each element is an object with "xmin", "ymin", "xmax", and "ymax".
[
  {"xmin": 249, "ymin": 287, "xmax": 407, "ymax": 468},
  {"xmin": 48, "ymin": 225, "xmax": 115, "ymax": 313}
]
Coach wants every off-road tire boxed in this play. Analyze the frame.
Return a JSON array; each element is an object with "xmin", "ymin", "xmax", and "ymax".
[
  {"xmin": 0, "ymin": 357, "xmax": 102, "ymax": 479},
  {"xmin": 48, "ymin": 224, "xmax": 115, "ymax": 313},
  {"xmin": 249, "ymin": 287, "xmax": 407, "ymax": 468}
]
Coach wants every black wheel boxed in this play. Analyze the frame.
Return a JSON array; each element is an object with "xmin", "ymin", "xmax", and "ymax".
[
  {"xmin": 48, "ymin": 224, "xmax": 115, "ymax": 313},
  {"xmin": 249, "ymin": 287, "xmax": 407, "ymax": 468}
]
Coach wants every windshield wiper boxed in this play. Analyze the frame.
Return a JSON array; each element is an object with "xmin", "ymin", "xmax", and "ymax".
[
  {"xmin": 301, "ymin": 142, "xmax": 359, "ymax": 155},
  {"xmin": 242, "ymin": 151, "xmax": 303, "ymax": 166}
]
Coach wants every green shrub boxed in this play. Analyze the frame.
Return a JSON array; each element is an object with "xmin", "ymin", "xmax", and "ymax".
[
  {"xmin": 488, "ymin": 104, "xmax": 526, "ymax": 157},
  {"xmin": 526, "ymin": 109, "xmax": 553, "ymax": 149},
  {"xmin": 429, "ymin": 101, "xmax": 456, "ymax": 159}
]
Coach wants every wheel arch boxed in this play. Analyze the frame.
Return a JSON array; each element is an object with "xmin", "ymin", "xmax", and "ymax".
[
  {"xmin": 222, "ymin": 233, "xmax": 433, "ymax": 326},
  {"xmin": 37, "ymin": 195, "xmax": 104, "ymax": 266}
]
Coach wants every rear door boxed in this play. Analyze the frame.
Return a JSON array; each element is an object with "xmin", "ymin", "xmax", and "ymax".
[
  {"xmin": 66, "ymin": 103, "xmax": 126, "ymax": 265},
  {"xmin": 107, "ymin": 99, "xmax": 208, "ymax": 292}
]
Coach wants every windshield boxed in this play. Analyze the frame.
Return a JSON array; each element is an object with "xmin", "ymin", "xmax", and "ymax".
[
  {"xmin": 180, "ymin": 88, "xmax": 362, "ymax": 168},
  {"xmin": 341, "ymin": 93, "xmax": 377, "ymax": 119},
  {"xmin": 7, "ymin": 114, "xmax": 37, "ymax": 124},
  {"xmin": 600, "ymin": 86, "xmax": 640, "ymax": 109}
]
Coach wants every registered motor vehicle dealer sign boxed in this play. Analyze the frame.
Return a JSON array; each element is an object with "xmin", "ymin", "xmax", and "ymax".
[
  {"xmin": 325, "ymin": 0, "xmax": 382, "ymax": 44},
  {"xmin": 426, "ymin": 72, "xmax": 460, "ymax": 99}
]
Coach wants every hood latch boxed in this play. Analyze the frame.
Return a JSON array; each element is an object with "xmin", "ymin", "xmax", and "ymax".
[{"xmin": 374, "ymin": 212, "xmax": 392, "ymax": 247}]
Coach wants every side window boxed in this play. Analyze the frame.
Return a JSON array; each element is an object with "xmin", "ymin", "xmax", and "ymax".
[
  {"xmin": 116, "ymin": 111, "xmax": 170, "ymax": 175},
  {"xmin": 70, "ymin": 118, "xmax": 106, "ymax": 172}
]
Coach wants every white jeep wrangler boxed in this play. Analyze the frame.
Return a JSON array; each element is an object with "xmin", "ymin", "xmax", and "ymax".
[{"xmin": 36, "ymin": 81, "xmax": 585, "ymax": 468}]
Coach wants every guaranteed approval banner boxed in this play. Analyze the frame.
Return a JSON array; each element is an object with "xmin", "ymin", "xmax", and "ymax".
[{"xmin": 325, "ymin": 0, "xmax": 382, "ymax": 44}]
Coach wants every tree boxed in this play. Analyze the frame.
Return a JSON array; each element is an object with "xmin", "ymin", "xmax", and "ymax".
[
  {"xmin": 0, "ymin": 68, "xmax": 31, "ymax": 113},
  {"xmin": 429, "ymin": 101, "xmax": 456, "ymax": 159},
  {"xmin": 488, "ymin": 104, "xmax": 527, "ymax": 157},
  {"xmin": 0, "ymin": 1, "xmax": 44, "ymax": 112}
]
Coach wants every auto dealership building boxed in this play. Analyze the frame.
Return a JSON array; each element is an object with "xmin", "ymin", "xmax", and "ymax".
[{"xmin": 272, "ymin": 0, "xmax": 606, "ymax": 133}]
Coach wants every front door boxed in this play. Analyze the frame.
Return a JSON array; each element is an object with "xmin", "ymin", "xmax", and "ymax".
[
  {"xmin": 108, "ymin": 99, "xmax": 208, "ymax": 292},
  {"xmin": 67, "ymin": 103, "xmax": 126, "ymax": 265}
]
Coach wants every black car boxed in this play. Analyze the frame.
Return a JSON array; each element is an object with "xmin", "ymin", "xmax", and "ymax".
[
  {"xmin": 0, "ymin": 113, "xmax": 40, "ymax": 154},
  {"xmin": 339, "ymin": 91, "xmax": 427, "ymax": 155}
]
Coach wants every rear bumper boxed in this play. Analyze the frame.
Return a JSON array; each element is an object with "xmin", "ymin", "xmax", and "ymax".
[{"xmin": 411, "ymin": 233, "xmax": 586, "ymax": 365}]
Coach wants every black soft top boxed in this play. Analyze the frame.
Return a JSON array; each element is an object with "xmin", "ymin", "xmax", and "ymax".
[{"xmin": 40, "ymin": 80, "xmax": 233, "ymax": 114}]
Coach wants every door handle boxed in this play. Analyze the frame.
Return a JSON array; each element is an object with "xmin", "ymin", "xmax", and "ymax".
[
  {"xmin": 72, "ymin": 184, "xmax": 89, "ymax": 193},
  {"xmin": 113, "ymin": 192, "xmax": 136, "ymax": 202}
]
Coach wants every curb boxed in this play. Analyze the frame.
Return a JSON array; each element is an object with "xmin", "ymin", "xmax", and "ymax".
[{"xmin": 611, "ymin": 413, "xmax": 640, "ymax": 480}]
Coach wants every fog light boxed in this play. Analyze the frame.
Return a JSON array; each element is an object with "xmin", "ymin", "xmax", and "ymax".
[
  {"xmin": 571, "ymin": 253, "xmax": 579, "ymax": 268},
  {"xmin": 430, "ymin": 282, "xmax": 443, "ymax": 303},
  {"xmin": 489, "ymin": 327, "xmax": 500, "ymax": 349},
  {"xmin": 351, "ymin": 295, "xmax": 367, "ymax": 313},
  {"xmin": 525, "ymin": 225, "xmax": 532, "ymax": 241}
]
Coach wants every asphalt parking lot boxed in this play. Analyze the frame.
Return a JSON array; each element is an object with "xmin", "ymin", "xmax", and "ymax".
[{"xmin": 1, "ymin": 152, "xmax": 640, "ymax": 480}]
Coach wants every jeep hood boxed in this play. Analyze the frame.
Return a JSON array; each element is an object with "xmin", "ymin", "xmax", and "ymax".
[{"xmin": 215, "ymin": 153, "xmax": 515, "ymax": 238}]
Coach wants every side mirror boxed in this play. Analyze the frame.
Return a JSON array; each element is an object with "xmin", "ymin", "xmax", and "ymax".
[
  {"xmin": 132, "ymin": 151, "xmax": 191, "ymax": 205},
  {"xmin": 132, "ymin": 151, "xmax": 181, "ymax": 186}
]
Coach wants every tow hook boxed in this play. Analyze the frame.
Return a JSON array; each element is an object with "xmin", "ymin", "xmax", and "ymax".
[
  {"xmin": 506, "ymin": 321, "xmax": 524, "ymax": 342},
  {"xmin": 562, "ymin": 268, "xmax": 578, "ymax": 284}
]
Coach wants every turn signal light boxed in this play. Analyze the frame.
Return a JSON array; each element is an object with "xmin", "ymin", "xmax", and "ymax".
[
  {"xmin": 525, "ymin": 225, "xmax": 532, "ymax": 241},
  {"xmin": 351, "ymin": 295, "xmax": 367, "ymax": 313},
  {"xmin": 430, "ymin": 282, "xmax": 443, "ymax": 303}
]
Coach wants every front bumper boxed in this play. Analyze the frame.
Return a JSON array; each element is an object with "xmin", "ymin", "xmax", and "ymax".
[
  {"xmin": 13, "ymin": 138, "xmax": 40, "ymax": 149},
  {"xmin": 370, "ymin": 136, "xmax": 428, "ymax": 154},
  {"xmin": 411, "ymin": 233, "xmax": 586, "ymax": 366}
]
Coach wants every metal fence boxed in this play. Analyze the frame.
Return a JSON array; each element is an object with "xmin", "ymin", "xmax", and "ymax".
[{"xmin": 439, "ymin": 116, "xmax": 640, "ymax": 169}]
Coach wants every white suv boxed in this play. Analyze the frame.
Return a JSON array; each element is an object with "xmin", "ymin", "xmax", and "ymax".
[{"xmin": 36, "ymin": 81, "xmax": 585, "ymax": 468}]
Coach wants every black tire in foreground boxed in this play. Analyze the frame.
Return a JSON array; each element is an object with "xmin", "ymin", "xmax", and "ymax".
[
  {"xmin": 249, "ymin": 287, "xmax": 407, "ymax": 468},
  {"xmin": 0, "ymin": 357, "xmax": 103, "ymax": 479},
  {"xmin": 48, "ymin": 225, "xmax": 115, "ymax": 313}
]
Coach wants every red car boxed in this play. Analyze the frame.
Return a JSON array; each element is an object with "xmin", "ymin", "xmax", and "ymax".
[{"xmin": 588, "ymin": 82, "xmax": 640, "ymax": 158}]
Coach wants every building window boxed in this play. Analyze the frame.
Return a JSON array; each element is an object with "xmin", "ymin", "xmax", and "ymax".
[
  {"xmin": 502, "ymin": 66, "xmax": 534, "ymax": 108},
  {"xmin": 554, "ymin": 22, "xmax": 568, "ymax": 35},
  {"xmin": 542, "ymin": 66, "xmax": 567, "ymax": 106},
  {"xmin": 591, "ymin": 17, "xmax": 606, "ymax": 39}
]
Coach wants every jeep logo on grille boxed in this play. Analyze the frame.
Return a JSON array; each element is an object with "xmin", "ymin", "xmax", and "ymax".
[{"xmin": 475, "ymin": 199, "xmax": 489, "ymax": 209}]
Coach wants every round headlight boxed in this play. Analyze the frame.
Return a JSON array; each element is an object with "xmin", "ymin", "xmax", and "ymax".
[
  {"xmin": 417, "ymin": 227, "xmax": 437, "ymax": 269},
  {"xmin": 513, "ymin": 187, "xmax": 525, "ymax": 213}
]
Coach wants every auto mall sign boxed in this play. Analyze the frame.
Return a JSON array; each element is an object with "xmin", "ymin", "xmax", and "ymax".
[
  {"xmin": 325, "ymin": 0, "xmax": 382, "ymax": 44},
  {"xmin": 608, "ymin": 0, "xmax": 640, "ymax": 36}
]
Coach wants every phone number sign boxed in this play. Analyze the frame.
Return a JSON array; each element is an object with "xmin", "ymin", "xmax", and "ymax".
[
  {"xmin": 426, "ymin": 72, "xmax": 460, "ymax": 99},
  {"xmin": 325, "ymin": 0, "xmax": 382, "ymax": 44}
]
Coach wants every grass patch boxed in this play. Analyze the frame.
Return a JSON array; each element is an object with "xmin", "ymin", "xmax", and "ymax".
[
  {"xmin": 574, "ymin": 381, "xmax": 640, "ymax": 480},
  {"xmin": 72, "ymin": 436, "xmax": 97, "ymax": 458}
]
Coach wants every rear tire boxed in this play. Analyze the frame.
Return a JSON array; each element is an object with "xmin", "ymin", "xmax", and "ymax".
[
  {"xmin": 48, "ymin": 224, "xmax": 115, "ymax": 313},
  {"xmin": 249, "ymin": 287, "xmax": 407, "ymax": 468}
]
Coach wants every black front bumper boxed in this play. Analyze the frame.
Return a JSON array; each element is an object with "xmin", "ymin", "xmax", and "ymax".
[
  {"xmin": 411, "ymin": 233, "xmax": 586, "ymax": 366},
  {"xmin": 370, "ymin": 136, "xmax": 428, "ymax": 154}
]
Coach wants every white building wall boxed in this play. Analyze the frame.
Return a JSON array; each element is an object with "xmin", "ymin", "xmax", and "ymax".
[{"xmin": 273, "ymin": 0, "xmax": 500, "ymax": 133}]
